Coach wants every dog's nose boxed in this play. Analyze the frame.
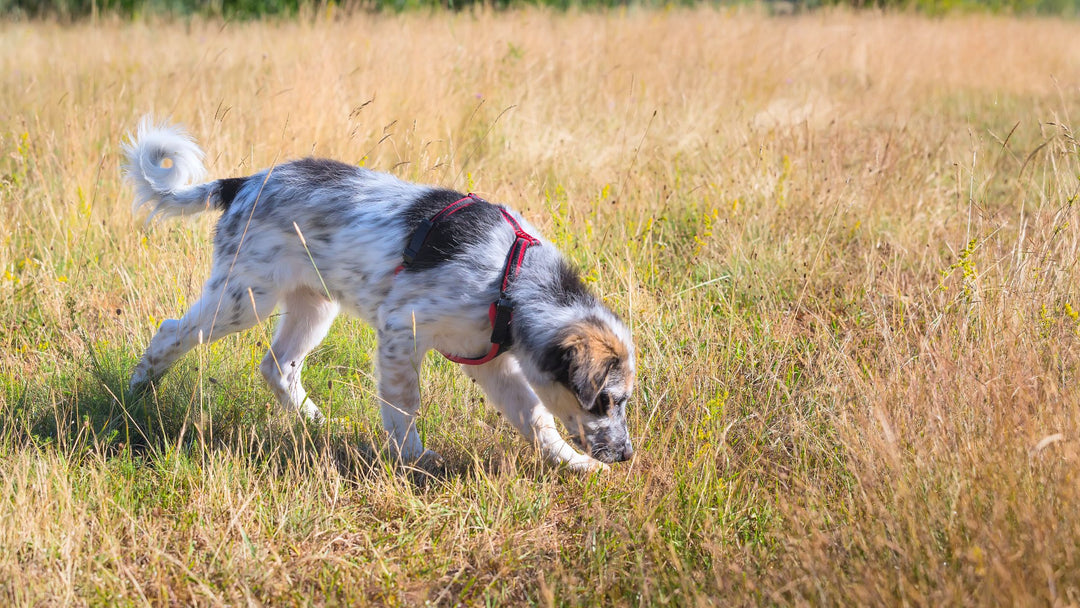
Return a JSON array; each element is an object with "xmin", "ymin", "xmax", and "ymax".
[{"xmin": 619, "ymin": 442, "xmax": 635, "ymax": 462}]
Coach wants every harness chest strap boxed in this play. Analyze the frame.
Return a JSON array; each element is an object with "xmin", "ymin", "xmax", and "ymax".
[{"xmin": 396, "ymin": 194, "xmax": 540, "ymax": 365}]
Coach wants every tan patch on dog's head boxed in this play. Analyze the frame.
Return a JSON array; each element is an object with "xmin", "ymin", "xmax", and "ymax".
[
  {"xmin": 557, "ymin": 318, "xmax": 634, "ymax": 410},
  {"xmin": 560, "ymin": 320, "xmax": 629, "ymax": 370}
]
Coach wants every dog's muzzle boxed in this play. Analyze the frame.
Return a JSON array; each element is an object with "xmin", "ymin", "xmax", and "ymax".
[{"xmin": 570, "ymin": 434, "xmax": 635, "ymax": 464}]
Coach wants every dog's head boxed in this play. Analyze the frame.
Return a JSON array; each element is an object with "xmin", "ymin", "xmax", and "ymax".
[{"xmin": 533, "ymin": 315, "xmax": 636, "ymax": 464}]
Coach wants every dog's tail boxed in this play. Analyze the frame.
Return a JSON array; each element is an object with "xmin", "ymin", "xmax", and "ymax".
[{"xmin": 123, "ymin": 116, "xmax": 224, "ymax": 222}]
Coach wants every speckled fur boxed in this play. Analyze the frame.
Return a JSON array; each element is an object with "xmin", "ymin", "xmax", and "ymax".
[{"xmin": 122, "ymin": 118, "xmax": 635, "ymax": 472}]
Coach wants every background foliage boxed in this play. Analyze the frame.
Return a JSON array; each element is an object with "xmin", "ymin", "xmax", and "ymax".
[
  {"xmin": 1, "ymin": 0, "xmax": 1079, "ymax": 20},
  {"xmin": 3, "ymin": 7, "xmax": 1080, "ymax": 606}
]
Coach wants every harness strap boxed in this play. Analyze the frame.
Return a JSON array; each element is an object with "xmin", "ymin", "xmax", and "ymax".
[
  {"xmin": 397, "ymin": 194, "xmax": 539, "ymax": 365},
  {"xmin": 401, "ymin": 195, "xmax": 477, "ymax": 267}
]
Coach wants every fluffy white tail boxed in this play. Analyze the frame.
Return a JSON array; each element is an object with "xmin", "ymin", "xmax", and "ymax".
[{"xmin": 122, "ymin": 116, "xmax": 215, "ymax": 222}]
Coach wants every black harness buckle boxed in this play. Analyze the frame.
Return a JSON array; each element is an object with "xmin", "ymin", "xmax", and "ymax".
[
  {"xmin": 401, "ymin": 219, "xmax": 434, "ymax": 267},
  {"xmin": 489, "ymin": 297, "xmax": 515, "ymax": 346}
]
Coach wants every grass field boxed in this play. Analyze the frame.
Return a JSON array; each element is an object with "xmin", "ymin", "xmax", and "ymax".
[{"xmin": 3, "ymin": 7, "xmax": 1080, "ymax": 605}]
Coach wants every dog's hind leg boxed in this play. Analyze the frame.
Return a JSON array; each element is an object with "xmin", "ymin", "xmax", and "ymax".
[
  {"xmin": 259, "ymin": 288, "xmax": 339, "ymax": 422},
  {"xmin": 462, "ymin": 356, "xmax": 604, "ymax": 473},
  {"xmin": 130, "ymin": 279, "xmax": 278, "ymax": 394}
]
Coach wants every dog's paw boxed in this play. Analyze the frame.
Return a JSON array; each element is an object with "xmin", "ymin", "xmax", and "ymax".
[
  {"xmin": 565, "ymin": 455, "xmax": 609, "ymax": 475},
  {"xmin": 414, "ymin": 449, "xmax": 445, "ymax": 470},
  {"xmin": 127, "ymin": 373, "xmax": 153, "ymax": 400},
  {"xmin": 299, "ymin": 400, "xmax": 326, "ymax": 425},
  {"xmin": 585, "ymin": 460, "xmax": 610, "ymax": 474},
  {"xmin": 400, "ymin": 449, "xmax": 446, "ymax": 480}
]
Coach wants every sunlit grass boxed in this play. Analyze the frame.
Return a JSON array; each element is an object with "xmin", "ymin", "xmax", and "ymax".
[{"xmin": 2, "ymin": 7, "xmax": 1080, "ymax": 605}]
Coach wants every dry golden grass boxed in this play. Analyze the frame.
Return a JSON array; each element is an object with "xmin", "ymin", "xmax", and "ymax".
[{"xmin": 3, "ymin": 7, "xmax": 1080, "ymax": 605}]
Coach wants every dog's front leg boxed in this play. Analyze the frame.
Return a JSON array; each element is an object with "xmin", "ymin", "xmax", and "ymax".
[
  {"xmin": 375, "ymin": 325, "xmax": 439, "ymax": 466},
  {"xmin": 462, "ymin": 357, "xmax": 606, "ymax": 473}
]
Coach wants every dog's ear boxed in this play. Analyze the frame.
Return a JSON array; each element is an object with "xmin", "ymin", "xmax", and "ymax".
[{"xmin": 546, "ymin": 319, "xmax": 627, "ymax": 411}]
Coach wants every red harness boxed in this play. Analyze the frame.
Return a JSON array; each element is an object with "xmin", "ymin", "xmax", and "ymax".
[{"xmin": 396, "ymin": 194, "xmax": 540, "ymax": 365}]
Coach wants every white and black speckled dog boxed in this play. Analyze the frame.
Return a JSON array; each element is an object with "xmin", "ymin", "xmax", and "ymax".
[{"xmin": 122, "ymin": 118, "xmax": 635, "ymax": 473}]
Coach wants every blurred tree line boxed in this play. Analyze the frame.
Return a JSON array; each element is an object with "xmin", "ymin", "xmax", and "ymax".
[{"xmin": 0, "ymin": 0, "xmax": 1076, "ymax": 21}]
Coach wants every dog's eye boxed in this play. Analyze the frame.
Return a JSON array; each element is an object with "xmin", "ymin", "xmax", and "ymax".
[{"xmin": 591, "ymin": 390, "xmax": 620, "ymax": 415}]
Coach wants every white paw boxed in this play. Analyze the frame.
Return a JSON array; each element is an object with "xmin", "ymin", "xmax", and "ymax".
[
  {"xmin": 299, "ymin": 400, "xmax": 325, "ymax": 424},
  {"xmin": 129, "ymin": 369, "xmax": 151, "ymax": 395},
  {"xmin": 566, "ymin": 455, "xmax": 609, "ymax": 474}
]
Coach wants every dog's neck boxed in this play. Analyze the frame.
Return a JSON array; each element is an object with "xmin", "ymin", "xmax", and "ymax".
[{"xmin": 509, "ymin": 250, "xmax": 603, "ymax": 366}]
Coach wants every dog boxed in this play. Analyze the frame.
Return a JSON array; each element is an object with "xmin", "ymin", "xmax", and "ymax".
[{"xmin": 122, "ymin": 117, "xmax": 635, "ymax": 473}]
